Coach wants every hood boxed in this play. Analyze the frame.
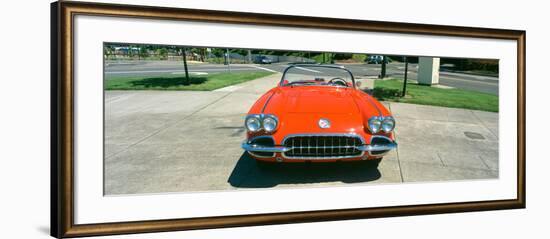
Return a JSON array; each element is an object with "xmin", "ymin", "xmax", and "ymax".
[
  {"xmin": 261, "ymin": 86, "xmax": 367, "ymax": 136},
  {"xmin": 264, "ymin": 86, "xmax": 360, "ymax": 115}
]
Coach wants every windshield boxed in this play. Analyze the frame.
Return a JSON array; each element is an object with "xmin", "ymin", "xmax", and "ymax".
[{"xmin": 281, "ymin": 65, "xmax": 355, "ymax": 88}]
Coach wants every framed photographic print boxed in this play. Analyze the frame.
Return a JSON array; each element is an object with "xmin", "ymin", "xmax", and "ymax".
[{"xmin": 51, "ymin": 1, "xmax": 526, "ymax": 238}]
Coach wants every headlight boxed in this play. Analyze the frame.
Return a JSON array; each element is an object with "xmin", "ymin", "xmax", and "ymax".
[
  {"xmin": 263, "ymin": 115, "xmax": 278, "ymax": 132},
  {"xmin": 245, "ymin": 115, "xmax": 261, "ymax": 132},
  {"xmin": 368, "ymin": 117, "xmax": 382, "ymax": 133},
  {"xmin": 381, "ymin": 117, "xmax": 395, "ymax": 133},
  {"xmin": 368, "ymin": 116, "xmax": 395, "ymax": 133},
  {"xmin": 245, "ymin": 114, "xmax": 278, "ymax": 133}
]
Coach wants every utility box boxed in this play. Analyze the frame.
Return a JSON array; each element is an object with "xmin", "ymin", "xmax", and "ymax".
[
  {"xmin": 355, "ymin": 78, "xmax": 375, "ymax": 95},
  {"xmin": 417, "ymin": 57, "xmax": 440, "ymax": 85}
]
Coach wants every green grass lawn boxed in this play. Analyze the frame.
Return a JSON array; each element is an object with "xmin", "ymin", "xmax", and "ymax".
[
  {"xmin": 374, "ymin": 79, "xmax": 498, "ymax": 112},
  {"xmin": 105, "ymin": 72, "xmax": 274, "ymax": 91}
]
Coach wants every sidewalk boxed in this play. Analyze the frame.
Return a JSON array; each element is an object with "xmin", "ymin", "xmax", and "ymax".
[{"xmin": 385, "ymin": 102, "xmax": 498, "ymax": 182}]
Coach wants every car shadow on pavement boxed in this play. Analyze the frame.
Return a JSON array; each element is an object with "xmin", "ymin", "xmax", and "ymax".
[{"xmin": 227, "ymin": 153, "xmax": 381, "ymax": 188}]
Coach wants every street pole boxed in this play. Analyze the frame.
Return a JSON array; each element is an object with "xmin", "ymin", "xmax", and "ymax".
[
  {"xmin": 182, "ymin": 48, "xmax": 190, "ymax": 85},
  {"xmin": 402, "ymin": 57, "xmax": 408, "ymax": 97},
  {"xmin": 226, "ymin": 48, "xmax": 231, "ymax": 73},
  {"xmin": 380, "ymin": 56, "xmax": 387, "ymax": 79}
]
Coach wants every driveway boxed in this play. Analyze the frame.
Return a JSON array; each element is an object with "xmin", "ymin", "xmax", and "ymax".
[{"xmin": 104, "ymin": 74, "xmax": 498, "ymax": 195}]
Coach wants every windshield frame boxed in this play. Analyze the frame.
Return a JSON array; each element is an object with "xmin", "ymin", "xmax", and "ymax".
[{"xmin": 279, "ymin": 64, "xmax": 356, "ymax": 88}]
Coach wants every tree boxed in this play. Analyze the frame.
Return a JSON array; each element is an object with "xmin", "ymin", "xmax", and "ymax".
[
  {"xmin": 210, "ymin": 48, "xmax": 225, "ymax": 58},
  {"xmin": 194, "ymin": 48, "xmax": 205, "ymax": 62},
  {"xmin": 138, "ymin": 47, "xmax": 149, "ymax": 59},
  {"xmin": 157, "ymin": 48, "xmax": 168, "ymax": 60},
  {"xmin": 181, "ymin": 47, "xmax": 190, "ymax": 85},
  {"xmin": 103, "ymin": 45, "xmax": 114, "ymax": 59},
  {"xmin": 402, "ymin": 56, "xmax": 409, "ymax": 97}
]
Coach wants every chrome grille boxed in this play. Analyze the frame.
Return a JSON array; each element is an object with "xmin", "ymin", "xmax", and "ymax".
[{"xmin": 282, "ymin": 135, "xmax": 364, "ymax": 159}]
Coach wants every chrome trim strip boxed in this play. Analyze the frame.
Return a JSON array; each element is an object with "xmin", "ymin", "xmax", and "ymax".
[
  {"xmin": 363, "ymin": 94, "xmax": 383, "ymax": 117},
  {"xmin": 242, "ymin": 141, "xmax": 291, "ymax": 153},
  {"xmin": 280, "ymin": 64, "xmax": 356, "ymax": 88},
  {"xmin": 360, "ymin": 135, "xmax": 398, "ymax": 157},
  {"xmin": 248, "ymin": 151, "xmax": 274, "ymax": 158},
  {"xmin": 356, "ymin": 144, "xmax": 397, "ymax": 152},
  {"xmin": 260, "ymin": 91, "xmax": 276, "ymax": 113},
  {"xmin": 242, "ymin": 135, "xmax": 290, "ymax": 159}
]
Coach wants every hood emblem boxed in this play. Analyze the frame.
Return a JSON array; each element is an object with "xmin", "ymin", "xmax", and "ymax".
[{"xmin": 318, "ymin": 118, "xmax": 331, "ymax": 129}]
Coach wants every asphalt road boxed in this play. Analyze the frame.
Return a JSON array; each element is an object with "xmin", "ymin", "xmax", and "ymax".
[
  {"xmin": 344, "ymin": 63, "xmax": 499, "ymax": 95},
  {"xmin": 105, "ymin": 61, "xmax": 499, "ymax": 95},
  {"xmin": 104, "ymin": 73, "xmax": 499, "ymax": 195}
]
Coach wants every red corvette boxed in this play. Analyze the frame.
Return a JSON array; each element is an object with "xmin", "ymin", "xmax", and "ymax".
[{"xmin": 241, "ymin": 64, "xmax": 397, "ymax": 166}]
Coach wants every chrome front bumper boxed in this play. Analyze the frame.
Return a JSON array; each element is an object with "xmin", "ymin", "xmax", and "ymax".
[
  {"xmin": 241, "ymin": 135, "xmax": 397, "ymax": 157},
  {"xmin": 356, "ymin": 142, "xmax": 398, "ymax": 152},
  {"xmin": 241, "ymin": 141, "xmax": 291, "ymax": 153}
]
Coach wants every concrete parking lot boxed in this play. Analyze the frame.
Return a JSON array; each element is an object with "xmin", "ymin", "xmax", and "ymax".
[{"xmin": 104, "ymin": 73, "xmax": 498, "ymax": 195}]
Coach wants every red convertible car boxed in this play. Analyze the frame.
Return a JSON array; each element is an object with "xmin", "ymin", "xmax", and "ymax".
[{"xmin": 241, "ymin": 64, "xmax": 397, "ymax": 166}]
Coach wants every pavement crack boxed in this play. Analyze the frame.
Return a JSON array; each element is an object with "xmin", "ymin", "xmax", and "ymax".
[
  {"xmin": 388, "ymin": 103, "xmax": 405, "ymax": 183},
  {"xmin": 436, "ymin": 152, "xmax": 446, "ymax": 167},
  {"xmin": 470, "ymin": 110, "xmax": 498, "ymax": 139},
  {"xmin": 410, "ymin": 160, "xmax": 497, "ymax": 173},
  {"xmin": 477, "ymin": 155, "xmax": 491, "ymax": 170},
  {"xmin": 395, "ymin": 148, "xmax": 404, "ymax": 183}
]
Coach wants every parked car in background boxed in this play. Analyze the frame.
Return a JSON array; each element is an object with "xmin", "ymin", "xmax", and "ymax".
[
  {"xmin": 254, "ymin": 55, "xmax": 273, "ymax": 64},
  {"xmin": 366, "ymin": 55, "xmax": 384, "ymax": 64},
  {"xmin": 241, "ymin": 64, "xmax": 397, "ymax": 168}
]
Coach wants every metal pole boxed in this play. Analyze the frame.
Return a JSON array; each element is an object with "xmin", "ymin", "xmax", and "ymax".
[
  {"xmin": 402, "ymin": 57, "xmax": 408, "ymax": 97},
  {"xmin": 380, "ymin": 56, "xmax": 387, "ymax": 79},
  {"xmin": 226, "ymin": 48, "xmax": 231, "ymax": 72},
  {"xmin": 182, "ymin": 48, "xmax": 190, "ymax": 85}
]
